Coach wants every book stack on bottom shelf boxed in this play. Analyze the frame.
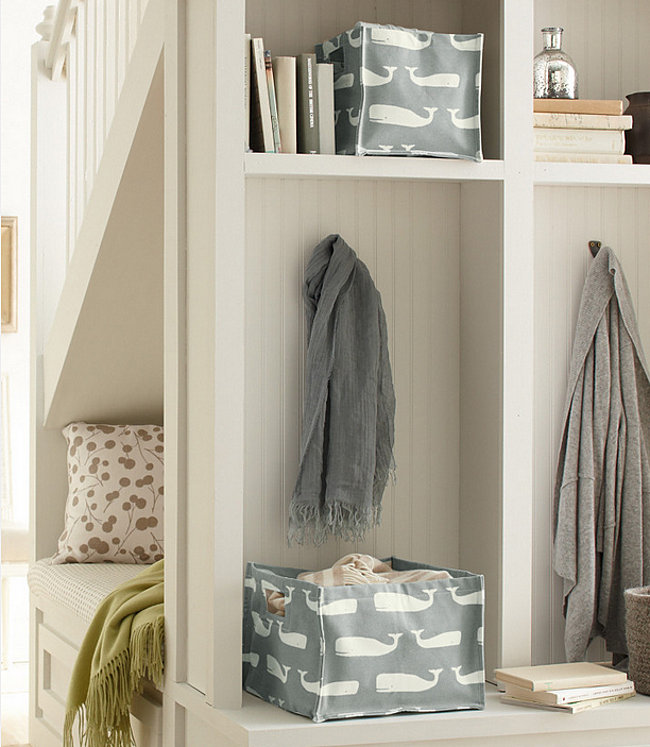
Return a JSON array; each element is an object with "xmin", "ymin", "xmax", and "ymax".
[
  {"xmin": 533, "ymin": 99, "xmax": 633, "ymax": 164},
  {"xmin": 495, "ymin": 662, "xmax": 635, "ymax": 713}
]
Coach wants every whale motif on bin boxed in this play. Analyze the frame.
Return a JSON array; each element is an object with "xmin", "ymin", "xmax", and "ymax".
[
  {"xmin": 244, "ymin": 576, "xmax": 257, "ymax": 593},
  {"xmin": 361, "ymin": 65, "xmax": 397, "ymax": 87},
  {"xmin": 334, "ymin": 73, "xmax": 355, "ymax": 90},
  {"xmin": 376, "ymin": 668, "xmax": 443, "ymax": 693},
  {"xmin": 267, "ymin": 654, "xmax": 291, "ymax": 683},
  {"xmin": 477, "ymin": 626, "xmax": 484, "ymax": 644},
  {"xmin": 450, "ymin": 35, "xmax": 482, "ymax": 52},
  {"xmin": 448, "ymin": 586, "xmax": 484, "ymax": 605},
  {"xmin": 297, "ymin": 670, "xmax": 360, "ymax": 696},
  {"xmin": 452, "ymin": 666, "xmax": 484, "ymax": 685},
  {"xmin": 346, "ymin": 28, "xmax": 363, "ymax": 48},
  {"xmin": 321, "ymin": 598, "xmax": 358, "ymax": 615},
  {"xmin": 277, "ymin": 621, "xmax": 307, "ymax": 649},
  {"xmin": 334, "ymin": 632, "xmax": 403, "ymax": 657},
  {"xmin": 346, "ymin": 108, "xmax": 360, "ymax": 127},
  {"xmin": 402, "ymin": 144, "xmax": 415, "ymax": 152},
  {"xmin": 242, "ymin": 651, "xmax": 259, "ymax": 667},
  {"xmin": 321, "ymin": 35, "xmax": 341, "ymax": 57},
  {"xmin": 405, "ymin": 68, "xmax": 460, "ymax": 88},
  {"xmin": 378, "ymin": 145, "xmax": 394, "ymax": 152},
  {"xmin": 251, "ymin": 611, "xmax": 273, "ymax": 637},
  {"xmin": 369, "ymin": 104, "xmax": 437, "ymax": 128},
  {"xmin": 374, "ymin": 588, "xmax": 436, "ymax": 612},
  {"xmin": 302, "ymin": 589, "xmax": 320, "ymax": 612},
  {"xmin": 448, "ymin": 109, "xmax": 480, "ymax": 130},
  {"xmin": 371, "ymin": 26, "xmax": 433, "ymax": 50},
  {"xmin": 261, "ymin": 578, "xmax": 281, "ymax": 597},
  {"xmin": 411, "ymin": 629, "xmax": 461, "ymax": 648}
]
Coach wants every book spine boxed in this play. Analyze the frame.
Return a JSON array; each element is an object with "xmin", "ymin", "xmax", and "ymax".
[
  {"xmin": 533, "ymin": 113, "xmax": 632, "ymax": 130},
  {"xmin": 566, "ymin": 691, "xmax": 635, "ymax": 712},
  {"xmin": 244, "ymin": 34, "xmax": 251, "ymax": 151},
  {"xmin": 316, "ymin": 62, "xmax": 335, "ymax": 155},
  {"xmin": 272, "ymin": 56, "xmax": 297, "ymax": 154},
  {"xmin": 264, "ymin": 50, "xmax": 282, "ymax": 153},
  {"xmin": 251, "ymin": 38, "xmax": 275, "ymax": 153},
  {"xmin": 297, "ymin": 54, "xmax": 319, "ymax": 154},
  {"xmin": 534, "ymin": 127, "xmax": 625, "ymax": 154},
  {"xmin": 533, "ymin": 98, "xmax": 624, "ymax": 115},
  {"xmin": 534, "ymin": 152, "xmax": 633, "ymax": 164}
]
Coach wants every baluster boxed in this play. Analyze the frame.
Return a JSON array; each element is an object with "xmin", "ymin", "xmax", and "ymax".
[
  {"xmin": 85, "ymin": 0, "xmax": 96, "ymax": 196},
  {"xmin": 67, "ymin": 29, "xmax": 77, "ymax": 262},
  {"xmin": 128, "ymin": 0, "xmax": 138, "ymax": 59},
  {"xmin": 105, "ymin": 0, "xmax": 117, "ymax": 139},
  {"xmin": 75, "ymin": 0, "xmax": 86, "ymax": 230},
  {"xmin": 117, "ymin": 0, "xmax": 127, "ymax": 96},
  {"xmin": 95, "ymin": 0, "xmax": 105, "ymax": 165}
]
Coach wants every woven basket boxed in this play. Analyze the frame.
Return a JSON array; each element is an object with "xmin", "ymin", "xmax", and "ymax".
[{"xmin": 625, "ymin": 585, "xmax": 650, "ymax": 695}]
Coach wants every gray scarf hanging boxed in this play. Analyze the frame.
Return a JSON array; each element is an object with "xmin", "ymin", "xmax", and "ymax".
[{"xmin": 288, "ymin": 234, "xmax": 396, "ymax": 546}]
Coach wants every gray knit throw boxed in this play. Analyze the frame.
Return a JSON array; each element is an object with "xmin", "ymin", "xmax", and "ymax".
[
  {"xmin": 625, "ymin": 586, "xmax": 650, "ymax": 695},
  {"xmin": 288, "ymin": 235, "xmax": 396, "ymax": 546}
]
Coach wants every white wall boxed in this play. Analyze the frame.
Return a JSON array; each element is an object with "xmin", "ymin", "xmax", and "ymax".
[{"xmin": 1, "ymin": 0, "xmax": 50, "ymax": 527}]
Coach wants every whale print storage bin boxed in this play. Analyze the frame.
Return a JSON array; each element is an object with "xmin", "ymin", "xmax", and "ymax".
[
  {"xmin": 315, "ymin": 22, "xmax": 483, "ymax": 161},
  {"xmin": 242, "ymin": 558, "xmax": 485, "ymax": 722}
]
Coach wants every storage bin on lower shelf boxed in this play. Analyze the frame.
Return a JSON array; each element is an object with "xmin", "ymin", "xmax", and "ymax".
[{"xmin": 242, "ymin": 557, "xmax": 485, "ymax": 722}]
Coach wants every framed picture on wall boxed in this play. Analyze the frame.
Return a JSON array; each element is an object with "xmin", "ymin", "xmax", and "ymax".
[{"xmin": 1, "ymin": 216, "xmax": 17, "ymax": 333}]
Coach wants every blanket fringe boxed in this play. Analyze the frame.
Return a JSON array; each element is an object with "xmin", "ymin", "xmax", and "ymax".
[
  {"xmin": 63, "ymin": 617, "xmax": 164, "ymax": 747},
  {"xmin": 288, "ymin": 501, "xmax": 381, "ymax": 547}
]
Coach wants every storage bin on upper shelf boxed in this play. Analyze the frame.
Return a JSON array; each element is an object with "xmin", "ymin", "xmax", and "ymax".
[
  {"xmin": 316, "ymin": 22, "xmax": 483, "ymax": 161},
  {"xmin": 243, "ymin": 558, "xmax": 485, "ymax": 723}
]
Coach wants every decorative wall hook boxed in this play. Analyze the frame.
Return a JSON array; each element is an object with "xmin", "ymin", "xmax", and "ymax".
[{"xmin": 589, "ymin": 240, "xmax": 602, "ymax": 257}]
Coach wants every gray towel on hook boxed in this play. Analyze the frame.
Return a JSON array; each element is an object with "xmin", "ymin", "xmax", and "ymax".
[
  {"xmin": 553, "ymin": 245, "xmax": 650, "ymax": 660},
  {"xmin": 288, "ymin": 234, "xmax": 396, "ymax": 546}
]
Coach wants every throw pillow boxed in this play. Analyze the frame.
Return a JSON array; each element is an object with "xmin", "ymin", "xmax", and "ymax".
[{"xmin": 52, "ymin": 422, "xmax": 164, "ymax": 564}]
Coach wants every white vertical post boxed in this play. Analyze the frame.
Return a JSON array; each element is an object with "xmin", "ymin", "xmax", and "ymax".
[
  {"xmin": 67, "ymin": 31, "xmax": 77, "ymax": 262},
  {"xmin": 105, "ymin": 0, "xmax": 116, "ymax": 137},
  {"xmin": 500, "ymin": 0, "xmax": 535, "ymax": 668},
  {"xmin": 75, "ymin": 1, "xmax": 86, "ymax": 232},
  {"xmin": 85, "ymin": 0, "xmax": 96, "ymax": 196},
  {"xmin": 117, "ymin": 0, "xmax": 127, "ymax": 97}
]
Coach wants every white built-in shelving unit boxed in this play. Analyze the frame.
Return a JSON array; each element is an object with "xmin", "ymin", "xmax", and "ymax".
[{"xmin": 29, "ymin": 0, "xmax": 650, "ymax": 744}]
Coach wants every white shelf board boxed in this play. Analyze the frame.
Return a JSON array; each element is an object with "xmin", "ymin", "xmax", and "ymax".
[
  {"xmin": 534, "ymin": 162, "xmax": 650, "ymax": 187},
  {"xmin": 208, "ymin": 686, "xmax": 650, "ymax": 747},
  {"xmin": 245, "ymin": 152, "xmax": 505, "ymax": 182}
]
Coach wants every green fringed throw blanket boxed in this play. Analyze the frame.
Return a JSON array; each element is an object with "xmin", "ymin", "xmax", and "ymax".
[{"xmin": 63, "ymin": 560, "xmax": 164, "ymax": 747}]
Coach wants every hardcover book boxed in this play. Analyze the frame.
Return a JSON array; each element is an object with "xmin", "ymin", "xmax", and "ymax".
[
  {"xmin": 264, "ymin": 50, "xmax": 282, "ymax": 152},
  {"xmin": 502, "ymin": 680, "xmax": 635, "ymax": 705},
  {"xmin": 297, "ymin": 53, "xmax": 319, "ymax": 154},
  {"xmin": 316, "ymin": 62, "xmax": 335, "ymax": 155},
  {"xmin": 500, "ymin": 691, "xmax": 635, "ymax": 713},
  {"xmin": 494, "ymin": 662, "xmax": 628, "ymax": 692},
  {"xmin": 272, "ymin": 56, "xmax": 297, "ymax": 154},
  {"xmin": 533, "ymin": 99, "xmax": 624, "ymax": 115},
  {"xmin": 534, "ymin": 127, "xmax": 625, "ymax": 154},
  {"xmin": 533, "ymin": 113, "xmax": 632, "ymax": 130},
  {"xmin": 250, "ymin": 37, "xmax": 275, "ymax": 153},
  {"xmin": 535, "ymin": 152, "xmax": 632, "ymax": 164}
]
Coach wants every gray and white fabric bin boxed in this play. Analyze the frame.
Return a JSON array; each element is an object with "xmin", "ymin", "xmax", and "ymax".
[
  {"xmin": 315, "ymin": 22, "xmax": 484, "ymax": 161},
  {"xmin": 242, "ymin": 558, "xmax": 485, "ymax": 722}
]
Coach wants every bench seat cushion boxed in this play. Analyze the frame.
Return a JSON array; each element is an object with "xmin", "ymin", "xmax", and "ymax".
[{"xmin": 28, "ymin": 558, "xmax": 143, "ymax": 623}]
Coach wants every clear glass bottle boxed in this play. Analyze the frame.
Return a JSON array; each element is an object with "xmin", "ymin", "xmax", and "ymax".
[{"xmin": 533, "ymin": 27, "xmax": 578, "ymax": 99}]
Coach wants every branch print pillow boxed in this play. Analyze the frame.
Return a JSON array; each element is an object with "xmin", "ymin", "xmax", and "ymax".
[{"xmin": 52, "ymin": 422, "xmax": 164, "ymax": 564}]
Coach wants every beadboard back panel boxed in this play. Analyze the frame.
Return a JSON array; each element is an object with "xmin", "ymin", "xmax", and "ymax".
[
  {"xmin": 244, "ymin": 178, "xmax": 463, "ymax": 573},
  {"xmin": 245, "ymin": 0, "xmax": 502, "ymax": 159},
  {"xmin": 533, "ymin": 186, "xmax": 650, "ymax": 665},
  {"xmin": 534, "ymin": 0, "xmax": 650, "ymax": 104}
]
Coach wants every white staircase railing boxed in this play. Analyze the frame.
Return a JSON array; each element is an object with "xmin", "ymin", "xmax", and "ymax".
[{"xmin": 39, "ymin": 0, "xmax": 151, "ymax": 262}]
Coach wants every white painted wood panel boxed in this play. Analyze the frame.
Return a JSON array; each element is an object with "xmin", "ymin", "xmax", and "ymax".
[
  {"xmin": 534, "ymin": 0, "xmax": 650, "ymax": 103},
  {"xmin": 533, "ymin": 186, "xmax": 650, "ymax": 665},
  {"xmin": 244, "ymin": 178, "xmax": 462, "ymax": 573}
]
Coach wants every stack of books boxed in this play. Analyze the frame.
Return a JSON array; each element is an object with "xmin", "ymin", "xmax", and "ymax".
[
  {"xmin": 245, "ymin": 35, "xmax": 335, "ymax": 156},
  {"xmin": 495, "ymin": 661, "xmax": 635, "ymax": 713},
  {"xmin": 533, "ymin": 99, "xmax": 633, "ymax": 164}
]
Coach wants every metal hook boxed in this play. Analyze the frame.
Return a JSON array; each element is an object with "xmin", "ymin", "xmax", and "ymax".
[{"xmin": 589, "ymin": 240, "xmax": 602, "ymax": 257}]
